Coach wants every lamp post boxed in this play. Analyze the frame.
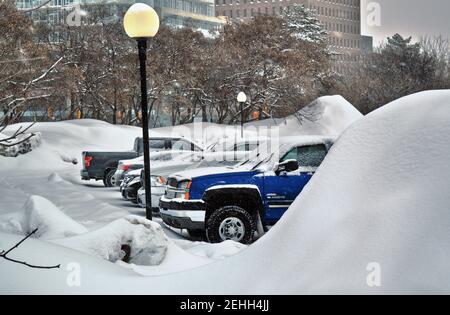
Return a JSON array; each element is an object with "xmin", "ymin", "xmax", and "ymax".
[
  {"xmin": 237, "ymin": 92, "xmax": 247, "ymax": 138},
  {"xmin": 124, "ymin": 3, "xmax": 160, "ymax": 220}
]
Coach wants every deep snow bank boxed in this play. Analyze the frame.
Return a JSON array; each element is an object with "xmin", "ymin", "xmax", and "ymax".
[
  {"xmin": 54, "ymin": 215, "xmax": 168, "ymax": 266},
  {"xmin": 244, "ymin": 90, "xmax": 450, "ymax": 293},
  {"xmin": 22, "ymin": 195, "xmax": 88, "ymax": 239},
  {"xmin": 0, "ymin": 195, "xmax": 88, "ymax": 238},
  {"xmin": 0, "ymin": 119, "xmax": 143, "ymax": 171},
  {"xmin": 248, "ymin": 95, "xmax": 362, "ymax": 137},
  {"xmin": 0, "ymin": 194, "xmax": 167, "ymax": 266}
]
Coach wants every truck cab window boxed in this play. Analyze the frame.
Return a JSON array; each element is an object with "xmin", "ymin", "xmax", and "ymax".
[
  {"xmin": 281, "ymin": 144, "xmax": 327, "ymax": 167},
  {"xmin": 297, "ymin": 145, "xmax": 327, "ymax": 167}
]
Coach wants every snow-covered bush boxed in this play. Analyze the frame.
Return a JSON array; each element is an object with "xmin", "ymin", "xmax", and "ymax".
[
  {"xmin": 54, "ymin": 215, "xmax": 168, "ymax": 266},
  {"xmin": 0, "ymin": 132, "xmax": 41, "ymax": 157}
]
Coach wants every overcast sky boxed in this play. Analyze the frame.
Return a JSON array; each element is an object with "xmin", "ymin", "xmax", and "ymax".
[{"xmin": 361, "ymin": 0, "xmax": 450, "ymax": 46}]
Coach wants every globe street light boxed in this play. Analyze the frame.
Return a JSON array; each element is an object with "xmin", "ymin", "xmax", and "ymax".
[
  {"xmin": 124, "ymin": 3, "xmax": 159, "ymax": 220},
  {"xmin": 237, "ymin": 92, "xmax": 247, "ymax": 138}
]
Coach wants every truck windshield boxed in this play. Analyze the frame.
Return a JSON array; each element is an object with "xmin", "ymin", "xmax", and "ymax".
[
  {"xmin": 251, "ymin": 153, "xmax": 274, "ymax": 171},
  {"xmin": 235, "ymin": 152, "xmax": 274, "ymax": 171}
]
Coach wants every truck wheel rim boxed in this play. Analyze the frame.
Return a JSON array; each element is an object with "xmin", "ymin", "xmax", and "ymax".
[{"xmin": 219, "ymin": 217, "xmax": 245, "ymax": 242}]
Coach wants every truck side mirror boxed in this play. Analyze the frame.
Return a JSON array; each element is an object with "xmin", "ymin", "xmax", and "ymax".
[{"xmin": 275, "ymin": 159, "xmax": 299, "ymax": 176}]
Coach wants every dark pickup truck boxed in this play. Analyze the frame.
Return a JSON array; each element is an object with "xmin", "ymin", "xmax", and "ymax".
[{"xmin": 81, "ymin": 137, "xmax": 202, "ymax": 187}]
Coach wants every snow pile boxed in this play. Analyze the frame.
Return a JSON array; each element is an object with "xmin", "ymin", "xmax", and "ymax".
[
  {"xmin": 54, "ymin": 216, "xmax": 168, "ymax": 266},
  {"xmin": 0, "ymin": 232, "xmax": 137, "ymax": 295},
  {"xmin": 0, "ymin": 119, "xmax": 142, "ymax": 171},
  {"xmin": 0, "ymin": 195, "xmax": 88, "ymax": 239},
  {"xmin": 47, "ymin": 172, "xmax": 65, "ymax": 183},
  {"xmin": 0, "ymin": 194, "xmax": 168, "ymax": 266},
  {"xmin": 249, "ymin": 95, "xmax": 362, "ymax": 137},
  {"xmin": 176, "ymin": 239, "xmax": 247, "ymax": 260},
  {"xmin": 245, "ymin": 90, "xmax": 450, "ymax": 293},
  {"xmin": 0, "ymin": 131, "xmax": 42, "ymax": 157}
]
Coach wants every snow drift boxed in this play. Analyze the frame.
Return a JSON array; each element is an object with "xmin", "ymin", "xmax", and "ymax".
[
  {"xmin": 1, "ymin": 90, "xmax": 448, "ymax": 294},
  {"xmin": 248, "ymin": 95, "xmax": 362, "ymax": 137},
  {"xmin": 0, "ymin": 120, "xmax": 142, "ymax": 171},
  {"xmin": 0, "ymin": 194, "xmax": 168, "ymax": 266},
  {"xmin": 22, "ymin": 195, "xmax": 88, "ymax": 240},
  {"xmin": 0, "ymin": 195, "xmax": 88, "ymax": 239},
  {"xmin": 54, "ymin": 215, "xmax": 168, "ymax": 266}
]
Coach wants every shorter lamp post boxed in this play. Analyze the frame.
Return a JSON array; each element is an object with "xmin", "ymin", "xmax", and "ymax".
[
  {"xmin": 123, "ymin": 3, "xmax": 160, "ymax": 220},
  {"xmin": 237, "ymin": 92, "xmax": 247, "ymax": 138}
]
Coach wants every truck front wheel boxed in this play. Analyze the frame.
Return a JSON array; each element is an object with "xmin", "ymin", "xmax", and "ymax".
[{"xmin": 206, "ymin": 206, "xmax": 256, "ymax": 244}]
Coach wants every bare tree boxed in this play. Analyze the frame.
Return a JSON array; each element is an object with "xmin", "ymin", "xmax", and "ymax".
[
  {"xmin": 420, "ymin": 35, "xmax": 450, "ymax": 89},
  {"xmin": 327, "ymin": 33, "xmax": 445, "ymax": 114},
  {"xmin": 0, "ymin": 1, "xmax": 62, "ymax": 150}
]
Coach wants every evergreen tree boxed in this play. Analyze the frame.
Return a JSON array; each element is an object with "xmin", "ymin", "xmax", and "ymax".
[{"xmin": 281, "ymin": 5, "xmax": 328, "ymax": 43}]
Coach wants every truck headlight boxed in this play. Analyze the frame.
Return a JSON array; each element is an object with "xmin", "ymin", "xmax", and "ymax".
[
  {"xmin": 177, "ymin": 180, "xmax": 192, "ymax": 200},
  {"xmin": 150, "ymin": 175, "xmax": 166, "ymax": 187}
]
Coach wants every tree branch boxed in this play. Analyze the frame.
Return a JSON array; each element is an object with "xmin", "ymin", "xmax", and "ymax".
[{"xmin": 0, "ymin": 228, "xmax": 61, "ymax": 269}]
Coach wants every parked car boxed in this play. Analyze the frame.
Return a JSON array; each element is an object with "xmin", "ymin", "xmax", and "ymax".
[
  {"xmin": 136, "ymin": 150, "xmax": 248, "ymax": 211},
  {"xmin": 159, "ymin": 136, "xmax": 334, "ymax": 244},
  {"xmin": 120, "ymin": 169, "xmax": 166, "ymax": 208},
  {"xmin": 134, "ymin": 138, "xmax": 268, "ymax": 210},
  {"xmin": 136, "ymin": 171, "xmax": 167, "ymax": 211},
  {"xmin": 120, "ymin": 169, "xmax": 143, "ymax": 203},
  {"xmin": 115, "ymin": 138, "xmax": 267, "ymax": 187},
  {"xmin": 80, "ymin": 136, "xmax": 201, "ymax": 187},
  {"xmin": 113, "ymin": 150, "xmax": 194, "ymax": 187}
]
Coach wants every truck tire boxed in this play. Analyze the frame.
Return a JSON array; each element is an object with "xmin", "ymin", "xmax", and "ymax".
[
  {"xmin": 206, "ymin": 206, "xmax": 256, "ymax": 244},
  {"xmin": 103, "ymin": 169, "xmax": 116, "ymax": 187}
]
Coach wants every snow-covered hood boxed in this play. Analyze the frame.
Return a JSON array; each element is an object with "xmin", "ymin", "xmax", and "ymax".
[
  {"xmin": 170, "ymin": 166, "xmax": 249, "ymax": 181},
  {"xmin": 126, "ymin": 169, "xmax": 142, "ymax": 177}
]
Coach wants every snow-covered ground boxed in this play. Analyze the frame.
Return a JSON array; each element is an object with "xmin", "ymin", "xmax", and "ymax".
[{"xmin": 8, "ymin": 92, "xmax": 450, "ymax": 294}]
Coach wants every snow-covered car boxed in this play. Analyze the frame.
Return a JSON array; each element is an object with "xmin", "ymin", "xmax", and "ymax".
[
  {"xmin": 120, "ymin": 169, "xmax": 165, "ymax": 207},
  {"xmin": 137, "ymin": 185, "xmax": 165, "ymax": 211},
  {"xmin": 114, "ymin": 150, "xmax": 195, "ymax": 187},
  {"xmin": 135, "ymin": 151, "xmax": 247, "ymax": 210},
  {"xmin": 81, "ymin": 137, "xmax": 202, "ymax": 187},
  {"xmin": 159, "ymin": 136, "xmax": 335, "ymax": 243},
  {"xmin": 115, "ymin": 138, "xmax": 267, "ymax": 187}
]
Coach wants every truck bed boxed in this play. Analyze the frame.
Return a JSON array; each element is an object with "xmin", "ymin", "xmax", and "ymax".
[{"xmin": 81, "ymin": 151, "xmax": 139, "ymax": 180}]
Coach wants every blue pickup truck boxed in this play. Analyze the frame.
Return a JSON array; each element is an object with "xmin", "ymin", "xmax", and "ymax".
[{"xmin": 159, "ymin": 136, "xmax": 334, "ymax": 244}]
